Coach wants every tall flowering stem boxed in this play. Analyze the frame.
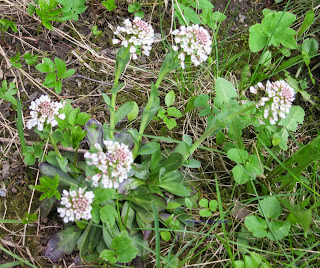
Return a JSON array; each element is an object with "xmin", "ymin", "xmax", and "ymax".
[
  {"xmin": 109, "ymin": 46, "xmax": 130, "ymax": 138},
  {"xmin": 26, "ymin": 95, "xmax": 66, "ymax": 160},
  {"xmin": 110, "ymin": 18, "xmax": 154, "ymax": 138}
]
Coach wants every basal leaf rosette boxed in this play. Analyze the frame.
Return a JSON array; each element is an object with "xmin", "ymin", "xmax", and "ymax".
[
  {"xmin": 84, "ymin": 141, "xmax": 134, "ymax": 189},
  {"xmin": 250, "ymin": 80, "xmax": 295, "ymax": 125},
  {"xmin": 57, "ymin": 188, "xmax": 94, "ymax": 223},
  {"xmin": 112, "ymin": 17, "xmax": 154, "ymax": 60},
  {"xmin": 172, "ymin": 24, "xmax": 212, "ymax": 69},
  {"xmin": 26, "ymin": 95, "xmax": 65, "ymax": 131}
]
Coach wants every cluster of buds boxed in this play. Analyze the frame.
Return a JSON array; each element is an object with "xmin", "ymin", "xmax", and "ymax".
[
  {"xmin": 84, "ymin": 141, "xmax": 133, "ymax": 189},
  {"xmin": 26, "ymin": 95, "xmax": 65, "ymax": 131},
  {"xmin": 57, "ymin": 188, "xmax": 94, "ymax": 223},
  {"xmin": 112, "ymin": 17, "xmax": 154, "ymax": 59},
  {"xmin": 250, "ymin": 80, "xmax": 295, "ymax": 125},
  {"xmin": 172, "ymin": 24, "xmax": 212, "ymax": 69}
]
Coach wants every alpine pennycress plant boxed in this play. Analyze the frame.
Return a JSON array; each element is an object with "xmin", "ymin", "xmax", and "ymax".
[{"xmin": 3, "ymin": 5, "xmax": 317, "ymax": 265}]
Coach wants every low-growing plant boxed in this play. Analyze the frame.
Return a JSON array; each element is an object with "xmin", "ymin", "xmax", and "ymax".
[
  {"xmin": 2, "ymin": 3, "xmax": 320, "ymax": 266},
  {"xmin": 28, "ymin": 0, "xmax": 87, "ymax": 30},
  {"xmin": 35, "ymin": 57, "xmax": 76, "ymax": 94}
]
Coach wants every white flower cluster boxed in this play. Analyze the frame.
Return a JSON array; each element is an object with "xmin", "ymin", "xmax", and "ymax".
[
  {"xmin": 84, "ymin": 141, "xmax": 133, "ymax": 189},
  {"xmin": 112, "ymin": 17, "xmax": 154, "ymax": 59},
  {"xmin": 26, "ymin": 95, "xmax": 65, "ymax": 131},
  {"xmin": 57, "ymin": 188, "xmax": 94, "ymax": 223},
  {"xmin": 172, "ymin": 24, "xmax": 212, "ymax": 69},
  {"xmin": 251, "ymin": 80, "xmax": 295, "ymax": 125}
]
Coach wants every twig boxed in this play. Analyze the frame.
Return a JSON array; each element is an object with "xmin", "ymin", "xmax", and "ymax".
[{"xmin": 0, "ymin": 137, "xmax": 88, "ymax": 154}]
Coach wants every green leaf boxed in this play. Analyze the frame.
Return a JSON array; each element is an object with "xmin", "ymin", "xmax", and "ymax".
[
  {"xmin": 24, "ymin": 153, "xmax": 36, "ymax": 165},
  {"xmin": 298, "ymin": 9, "xmax": 315, "ymax": 36},
  {"xmin": 61, "ymin": 69, "xmax": 75, "ymax": 79},
  {"xmin": 23, "ymin": 52, "xmax": 38, "ymax": 65},
  {"xmin": 44, "ymin": 73, "xmax": 56, "ymax": 86},
  {"xmin": 158, "ymin": 182, "xmax": 191, "ymax": 197},
  {"xmin": 196, "ymin": 0, "xmax": 214, "ymax": 9},
  {"xmin": 301, "ymin": 38, "xmax": 318, "ymax": 58},
  {"xmin": 100, "ymin": 205, "xmax": 118, "ymax": 227},
  {"xmin": 100, "ymin": 249, "xmax": 117, "ymax": 263},
  {"xmin": 160, "ymin": 231, "xmax": 171, "ymax": 242},
  {"xmin": 250, "ymin": 10, "xmax": 297, "ymax": 52},
  {"xmin": 183, "ymin": 159, "xmax": 201, "ymax": 168},
  {"xmin": 163, "ymin": 118, "xmax": 177, "ymax": 130},
  {"xmin": 211, "ymin": 11, "xmax": 226, "ymax": 22},
  {"xmin": 194, "ymin": 94, "xmax": 209, "ymax": 107},
  {"xmin": 111, "ymin": 234, "xmax": 139, "ymax": 263},
  {"xmin": 165, "ymin": 90, "xmax": 175, "ymax": 107},
  {"xmin": 54, "ymin": 57, "xmax": 66, "ymax": 78},
  {"xmin": 39, "ymin": 162, "xmax": 78, "ymax": 187},
  {"xmin": 114, "ymin": 101, "xmax": 134, "ymax": 125},
  {"xmin": 56, "ymin": 157, "xmax": 68, "ymax": 173},
  {"xmin": 154, "ymin": 153, "xmax": 184, "ymax": 173},
  {"xmin": 138, "ymin": 141, "xmax": 160, "ymax": 155},
  {"xmin": 94, "ymin": 188, "xmax": 115, "ymax": 203},
  {"xmin": 249, "ymin": 24, "xmax": 269, "ymax": 52},
  {"xmin": 199, "ymin": 199, "xmax": 208, "ymax": 208},
  {"xmin": 127, "ymin": 101, "xmax": 139, "ymax": 121},
  {"xmin": 184, "ymin": 6, "xmax": 201, "ymax": 24},
  {"xmin": 128, "ymin": 3, "xmax": 141, "ymax": 13},
  {"xmin": 227, "ymin": 148, "xmax": 248, "ymax": 164},
  {"xmin": 214, "ymin": 77, "xmax": 238, "ymax": 110},
  {"xmin": 232, "ymin": 165, "xmax": 250, "ymax": 184},
  {"xmin": 278, "ymin": 106, "xmax": 304, "ymax": 132},
  {"xmin": 131, "ymin": 193, "xmax": 166, "ymax": 211},
  {"xmin": 166, "ymin": 201, "xmax": 182, "ymax": 210},
  {"xmin": 259, "ymin": 196, "xmax": 283, "ymax": 219},
  {"xmin": 185, "ymin": 198, "xmax": 193, "ymax": 209},
  {"xmin": 199, "ymin": 209, "xmax": 212, "ymax": 217},
  {"xmin": 76, "ymin": 112, "xmax": 90, "ymax": 125},
  {"xmin": 167, "ymin": 107, "xmax": 182, "ymax": 117},
  {"xmin": 209, "ymin": 200, "xmax": 218, "ymax": 212},
  {"xmin": 260, "ymin": 50, "xmax": 272, "ymax": 67},
  {"xmin": 244, "ymin": 215, "xmax": 268, "ymax": 238},
  {"xmin": 267, "ymin": 220, "xmax": 291, "ymax": 240},
  {"xmin": 101, "ymin": 0, "xmax": 117, "ymax": 11},
  {"xmin": 68, "ymin": 108, "xmax": 80, "ymax": 126}
]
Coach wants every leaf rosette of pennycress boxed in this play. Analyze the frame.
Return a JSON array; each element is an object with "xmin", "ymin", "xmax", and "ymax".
[{"xmin": 39, "ymin": 118, "xmax": 197, "ymax": 264}]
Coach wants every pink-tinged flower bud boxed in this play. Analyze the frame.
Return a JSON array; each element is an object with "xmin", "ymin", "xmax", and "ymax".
[
  {"xmin": 26, "ymin": 95, "xmax": 65, "ymax": 131},
  {"xmin": 85, "ymin": 140, "xmax": 133, "ymax": 189},
  {"xmin": 113, "ymin": 18, "xmax": 154, "ymax": 59},
  {"xmin": 255, "ymin": 80, "xmax": 295, "ymax": 125},
  {"xmin": 172, "ymin": 24, "xmax": 212, "ymax": 68},
  {"xmin": 58, "ymin": 188, "xmax": 94, "ymax": 223}
]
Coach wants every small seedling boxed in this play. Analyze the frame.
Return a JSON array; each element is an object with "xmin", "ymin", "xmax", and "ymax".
[
  {"xmin": 198, "ymin": 198, "xmax": 218, "ymax": 217},
  {"xmin": 35, "ymin": 57, "xmax": 75, "ymax": 94}
]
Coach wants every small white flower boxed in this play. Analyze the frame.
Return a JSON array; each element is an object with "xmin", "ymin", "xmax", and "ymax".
[
  {"xmin": 255, "ymin": 80, "xmax": 295, "ymax": 124},
  {"xmin": 113, "ymin": 18, "xmax": 154, "ymax": 59},
  {"xmin": 58, "ymin": 188, "xmax": 94, "ymax": 223},
  {"xmin": 27, "ymin": 95, "xmax": 65, "ymax": 131},
  {"xmin": 172, "ymin": 24, "xmax": 212, "ymax": 68},
  {"xmin": 85, "ymin": 140, "xmax": 133, "ymax": 189}
]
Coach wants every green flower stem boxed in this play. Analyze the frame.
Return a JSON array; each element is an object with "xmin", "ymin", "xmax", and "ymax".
[
  {"xmin": 136, "ymin": 67, "xmax": 169, "ymax": 147},
  {"xmin": 109, "ymin": 66, "xmax": 122, "ymax": 139},
  {"xmin": 48, "ymin": 133, "xmax": 63, "ymax": 160},
  {"xmin": 116, "ymin": 189, "xmax": 124, "ymax": 232},
  {"xmin": 185, "ymin": 104, "xmax": 256, "ymax": 161}
]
